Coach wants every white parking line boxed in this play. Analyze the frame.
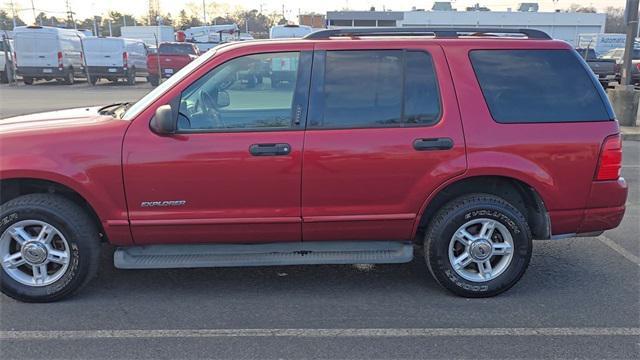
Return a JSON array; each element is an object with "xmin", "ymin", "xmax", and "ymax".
[
  {"xmin": 0, "ymin": 327, "xmax": 638, "ymax": 340},
  {"xmin": 598, "ymin": 235, "xmax": 640, "ymax": 266}
]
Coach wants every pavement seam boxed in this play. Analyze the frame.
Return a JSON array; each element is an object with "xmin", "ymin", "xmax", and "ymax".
[
  {"xmin": 597, "ymin": 235, "xmax": 640, "ymax": 266},
  {"xmin": 0, "ymin": 327, "xmax": 639, "ymax": 340}
]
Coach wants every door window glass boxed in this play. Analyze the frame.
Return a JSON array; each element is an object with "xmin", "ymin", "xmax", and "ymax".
[{"xmin": 178, "ymin": 52, "xmax": 300, "ymax": 131}]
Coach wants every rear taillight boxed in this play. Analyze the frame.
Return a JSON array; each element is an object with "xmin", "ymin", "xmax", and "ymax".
[
  {"xmin": 123, "ymin": 52, "xmax": 128, "ymax": 70},
  {"xmin": 595, "ymin": 134, "xmax": 623, "ymax": 181},
  {"xmin": 57, "ymin": 51, "xmax": 63, "ymax": 69}
]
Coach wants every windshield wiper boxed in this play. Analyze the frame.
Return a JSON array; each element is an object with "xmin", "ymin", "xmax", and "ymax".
[{"xmin": 98, "ymin": 102, "xmax": 131, "ymax": 117}]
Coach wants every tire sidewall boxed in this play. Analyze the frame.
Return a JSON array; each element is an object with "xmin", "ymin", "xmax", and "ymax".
[
  {"xmin": 0, "ymin": 205, "xmax": 89, "ymax": 301},
  {"xmin": 427, "ymin": 200, "xmax": 531, "ymax": 296}
]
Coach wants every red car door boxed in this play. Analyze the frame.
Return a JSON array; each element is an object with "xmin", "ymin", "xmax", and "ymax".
[
  {"xmin": 302, "ymin": 42, "xmax": 466, "ymax": 242},
  {"xmin": 123, "ymin": 45, "xmax": 312, "ymax": 244}
]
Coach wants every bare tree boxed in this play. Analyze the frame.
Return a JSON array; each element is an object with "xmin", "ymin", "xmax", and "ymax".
[
  {"xmin": 604, "ymin": 7, "xmax": 625, "ymax": 33},
  {"xmin": 567, "ymin": 4, "xmax": 597, "ymax": 13}
]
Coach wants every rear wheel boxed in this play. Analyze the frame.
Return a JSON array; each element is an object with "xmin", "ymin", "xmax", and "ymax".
[
  {"xmin": 1, "ymin": 68, "xmax": 8, "ymax": 83},
  {"xmin": 424, "ymin": 194, "xmax": 532, "ymax": 298},
  {"xmin": 65, "ymin": 70, "xmax": 75, "ymax": 85},
  {"xmin": 23, "ymin": 77, "xmax": 33, "ymax": 85},
  {"xmin": 88, "ymin": 75, "xmax": 99, "ymax": 85},
  {"xmin": 0, "ymin": 194, "xmax": 100, "ymax": 302},
  {"xmin": 148, "ymin": 74, "xmax": 159, "ymax": 86},
  {"xmin": 126, "ymin": 68, "xmax": 136, "ymax": 86}
]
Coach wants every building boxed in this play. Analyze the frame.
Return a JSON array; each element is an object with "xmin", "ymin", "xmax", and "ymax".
[
  {"xmin": 299, "ymin": 14, "xmax": 326, "ymax": 29},
  {"xmin": 326, "ymin": 10, "xmax": 606, "ymax": 46}
]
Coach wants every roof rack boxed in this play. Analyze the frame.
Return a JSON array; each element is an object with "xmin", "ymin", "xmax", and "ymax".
[{"xmin": 303, "ymin": 27, "xmax": 551, "ymax": 40}]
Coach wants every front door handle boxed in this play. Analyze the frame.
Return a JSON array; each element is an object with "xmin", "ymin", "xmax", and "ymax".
[
  {"xmin": 413, "ymin": 138, "xmax": 454, "ymax": 151},
  {"xmin": 249, "ymin": 143, "xmax": 291, "ymax": 156}
]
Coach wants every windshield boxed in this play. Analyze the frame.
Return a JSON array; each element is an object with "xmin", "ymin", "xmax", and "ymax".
[
  {"xmin": 159, "ymin": 43, "xmax": 196, "ymax": 55},
  {"xmin": 122, "ymin": 48, "xmax": 218, "ymax": 120}
]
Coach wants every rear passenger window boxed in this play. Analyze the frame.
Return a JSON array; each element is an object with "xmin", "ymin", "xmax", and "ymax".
[
  {"xmin": 310, "ymin": 50, "xmax": 441, "ymax": 128},
  {"xmin": 470, "ymin": 50, "xmax": 611, "ymax": 123}
]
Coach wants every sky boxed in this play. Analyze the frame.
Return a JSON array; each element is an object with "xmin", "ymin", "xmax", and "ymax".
[{"xmin": 5, "ymin": 0, "xmax": 628, "ymax": 24}]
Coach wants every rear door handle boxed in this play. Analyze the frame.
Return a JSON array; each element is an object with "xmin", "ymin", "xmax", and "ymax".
[
  {"xmin": 249, "ymin": 143, "xmax": 291, "ymax": 156},
  {"xmin": 413, "ymin": 138, "xmax": 454, "ymax": 151}
]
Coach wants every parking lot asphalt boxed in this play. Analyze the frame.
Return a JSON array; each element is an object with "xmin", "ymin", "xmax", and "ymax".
[
  {"xmin": 0, "ymin": 79, "xmax": 152, "ymax": 119},
  {"xmin": 0, "ymin": 84, "xmax": 639, "ymax": 359}
]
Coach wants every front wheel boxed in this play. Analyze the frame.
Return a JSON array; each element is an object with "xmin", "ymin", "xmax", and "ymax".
[
  {"xmin": 0, "ymin": 194, "xmax": 100, "ymax": 302},
  {"xmin": 424, "ymin": 194, "xmax": 532, "ymax": 298}
]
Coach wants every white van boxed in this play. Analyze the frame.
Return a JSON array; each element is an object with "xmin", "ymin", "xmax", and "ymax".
[
  {"xmin": 269, "ymin": 24, "xmax": 313, "ymax": 39},
  {"xmin": 84, "ymin": 37, "xmax": 148, "ymax": 85},
  {"xmin": 13, "ymin": 26, "xmax": 85, "ymax": 85}
]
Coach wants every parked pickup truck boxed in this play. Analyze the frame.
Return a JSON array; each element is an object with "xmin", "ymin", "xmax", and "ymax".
[
  {"xmin": 602, "ymin": 47, "xmax": 640, "ymax": 84},
  {"xmin": 147, "ymin": 42, "xmax": 199, "ymax": 86},
  {"xmin": 0, "ymin": 28, "xmax": 627, "ymax": 302},
  {"xmin": 576, "ymin": 48, "xmax": 617, "ymax": 87}
]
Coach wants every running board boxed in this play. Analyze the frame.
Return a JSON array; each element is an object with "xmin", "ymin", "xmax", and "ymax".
[{"xmin": 114, "ymin": 241, "xmax": 413, "ymax": 269}]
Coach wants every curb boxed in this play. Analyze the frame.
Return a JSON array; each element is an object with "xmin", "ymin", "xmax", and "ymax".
[{"xmin": 621, "ymin": 127, "xmax": 640, "ymax": 141}]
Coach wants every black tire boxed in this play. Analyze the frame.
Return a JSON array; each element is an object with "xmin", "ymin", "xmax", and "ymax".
[
  {"xmin": 148, "ymin": 75, "xmax": 159, "ymax": 86},
  {"xmin": 1, "ymin": 68, "xmax": 8, "ymax": 84},
  {"xmin": 23, "ymin": 76, "xmax": 33, "ymax": 85},
  {"xmin": 0, "ymin": 194, "xmax": 100, "ymax": 302},
  {"xmin": 88, "ymin": 75, "xmax": 99, "ymax": 85},
  {"xmin": 64, "ymin": 70, "xmax": 75, "ymax": 85},
  {"xmin": 424, "ymin": 193, "xmax": 532, "ymax": 298},
  {"xmin": 126, "ymin": 68, "xmax": 136, "ymax": 86}
]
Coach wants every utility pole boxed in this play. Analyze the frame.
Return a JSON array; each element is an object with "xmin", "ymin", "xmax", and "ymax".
[
  {"xmin": 621, "ymin": 0, "xmax": 639, "ymax": 86},
  {"xmin": 8, "ymin": 0, "xmax": 17, "ymax": 29},
  {"xmin": 609, "ymin": 0, "xmax": 640, "ymax": 128},
  {"xmin": 65, "ymin": 0, "xmax": 76, "ymax": 29},
  {"xmin": 30, "ymin": 0, "xmax": 36, "ymax": 24},
  {"xmin": 202, "ymin": 0, "xmax": 207, "ymax": 24}
]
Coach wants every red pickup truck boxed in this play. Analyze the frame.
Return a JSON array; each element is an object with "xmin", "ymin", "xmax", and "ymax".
[
  {"xmin": 147, "ymin": 42, "xmax": 200, "ymax": 86},
  {"xmin": 0, "ymin": 28, "xmax": 627, "ymax": 302}
]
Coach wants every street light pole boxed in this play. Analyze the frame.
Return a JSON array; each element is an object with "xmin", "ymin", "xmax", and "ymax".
[{"xmin": 621, "ymin": 0, "xmax": 639, "ymax": 86}]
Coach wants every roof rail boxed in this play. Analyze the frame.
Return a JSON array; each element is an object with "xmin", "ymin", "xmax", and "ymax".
[{"xmin": 304, "ymin": 27, "xmax": 551, "ymax": 40}]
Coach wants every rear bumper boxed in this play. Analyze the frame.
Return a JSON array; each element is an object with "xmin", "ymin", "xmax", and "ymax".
[
  {"xmin": 17, "ymin": 66, "xmax": 67, "ymax": 77},
  {"xmin": 87, "ymin": 66, "xmax": 127, "ymax": 77},
  {"xmin": 549, "ymin": 178, "xmax": 627, "ymax": 237},
  {"xmin": 578, "ymin": 178, "xmax": 628, "ymax": 233}
]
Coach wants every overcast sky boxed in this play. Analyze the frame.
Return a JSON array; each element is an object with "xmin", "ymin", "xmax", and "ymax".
[{"xmin": 7, "ymin": 0, "xmax": 628, "ymax": 24}]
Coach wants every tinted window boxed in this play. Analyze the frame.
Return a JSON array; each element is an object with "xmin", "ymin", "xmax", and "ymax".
[
  {"xmin": 470, "ymin": 50, "xmax": 610, "ymax": 123},
  {"xmin": 310, "ymin": 50, "xmax": 440, "ymax": 128},
  {"xmin": 377, "ymin": 20, "xmax": 396, "ymax": 27},
  {"xmin": 178, "ymin": 52, "xmax": 300, "ymax": 131},
  {"xmin": 354, "ymin": 20, "xmax": 376, "ymax": 26},
  {"xmin": 575, "ymin": 48, "xmax": 597, "ymax": 60},
  {"xmin": 159, "ymin": 43, "xmax": 196, "ymax": 55},
  {"xmin": 404, "ymin": 51, "xmax": 441, "ymax": 125},
  {"xmin": 329, "ymin": 20, "xmax": 352, "ymax": 27},
  {"xmin": 320, "ymin": 50, "xmax": 403, "ymax": 127}
]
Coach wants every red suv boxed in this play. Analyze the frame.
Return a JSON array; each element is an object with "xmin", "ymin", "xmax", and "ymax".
[{"xmin": 0, "ymin": 28, "xmax": 627, "ymax": 302}]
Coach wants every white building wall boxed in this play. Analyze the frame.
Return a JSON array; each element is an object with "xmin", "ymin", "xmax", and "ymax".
[{"xmin": 398, "ymin": 11, "xmax": 606, "ymax": 46}]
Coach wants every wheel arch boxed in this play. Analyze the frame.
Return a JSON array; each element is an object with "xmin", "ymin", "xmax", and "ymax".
[
  {"xmin": 0, "ymin": 178, "xmax": 106, "ymax": 242},
  {"xmin": 414, "ymin": 175, "xmax": 551, "ymax": 242}
]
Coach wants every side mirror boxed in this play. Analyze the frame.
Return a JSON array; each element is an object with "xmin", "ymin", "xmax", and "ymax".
[
  {"xmin": 150, "ymin": 105, "xmax": 176, "ymax": 134},
  {"xmin": 216, "ymin": 90, "xmax": 230, "ymax": 108}
]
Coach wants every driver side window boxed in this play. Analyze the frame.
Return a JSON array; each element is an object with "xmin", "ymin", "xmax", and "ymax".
[{"xmin": 177, "ymin": 52, "xmax": 301, "ymax": 132}]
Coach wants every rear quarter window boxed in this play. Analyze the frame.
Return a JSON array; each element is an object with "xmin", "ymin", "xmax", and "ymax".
[{"xmin": 470, "ymin": 49, "xmax": 611, "ymax": 123}]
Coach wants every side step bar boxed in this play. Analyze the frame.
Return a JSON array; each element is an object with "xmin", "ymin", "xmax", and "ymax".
[{"xmin": 114, "ymin": 241, "xmax": 413, "ymax": 269}]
